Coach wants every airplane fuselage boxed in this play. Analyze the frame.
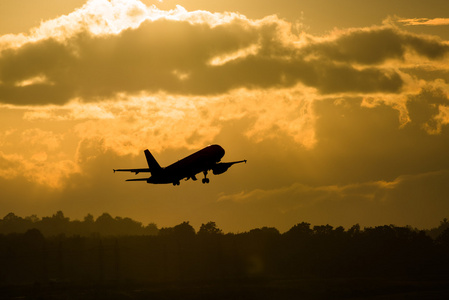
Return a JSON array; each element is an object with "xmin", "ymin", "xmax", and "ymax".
[
  {"xmin": 113, "ymin": 144, "xmax": 245, "ymax": 185},
  {"xmin": 147, "ymin": 144, "xmax": 225, "ymax": 184}
]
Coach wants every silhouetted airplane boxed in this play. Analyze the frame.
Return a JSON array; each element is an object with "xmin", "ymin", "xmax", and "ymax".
[{"xmin": 113, "ymin": 144, "xmax": 246, "ymax": 185}]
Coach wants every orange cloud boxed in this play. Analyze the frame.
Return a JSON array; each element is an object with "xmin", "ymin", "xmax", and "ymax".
[
  {"xmin": 217, "ymin": 178, "xmax": 398, "ymax": 206},
  {"xmin": 399, "ymin": 18, "xmax": 449, "ymax": 26},
  {"xmin": 0, "ymin": 150, "xmax": 80, "ymax": 189}
]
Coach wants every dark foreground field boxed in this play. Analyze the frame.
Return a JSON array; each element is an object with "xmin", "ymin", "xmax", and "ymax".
[
  {"xmin": 2, "ymin": 218, "xmax": 449, "ymax": 299},
  {"xmin": 2, "ymin": 278, "xmax": 449, "ymax": 300}
]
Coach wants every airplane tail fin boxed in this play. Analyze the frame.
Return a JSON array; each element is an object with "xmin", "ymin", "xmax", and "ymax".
[{"xmin": 144, "ymin": 149, "xmax": 162, "ymax": 174}]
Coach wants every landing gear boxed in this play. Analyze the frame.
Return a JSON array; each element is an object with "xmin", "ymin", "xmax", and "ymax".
[{"xmin": 202, "ymin": 171, "xmax": 210, "ymax": 184}]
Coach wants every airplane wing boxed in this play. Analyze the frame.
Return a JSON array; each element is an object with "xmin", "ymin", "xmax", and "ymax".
[
  {"xmin": 222, "ymin": 160, "xmax": 247, "ymax": 166},
  {"xmin": 212, "ymin": 160, "xmax": 247, "ymax": 175},
  {"xmin": 113, "ymin": 168, "xmax": 150, "ymax": 174}
]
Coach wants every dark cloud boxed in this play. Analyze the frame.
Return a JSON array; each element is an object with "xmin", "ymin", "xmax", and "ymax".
[
  {"xmin": 302, "ymin": 27, "xmax": 449, "ymax": 64},
  {"xmin": 4, "ymin": 15, "xmax": 446, "ymax": 105},
  {"xmin": 404, "ymin": 34, "xmax": 449, "ymax": 59},
  {"xmin": 0, "ymin": 83, "xmax": 74, "ymax": 105},
  {"xmin": 406, "ymin": 86, "xmax": 449, "ymax": 133},
  {"xmin": 303, "ymin": 28, "xmax": 407, "ymax": 65},
  {"xmin": 292, "ymin": 61, "xmax": 403, "ymax": 94}
]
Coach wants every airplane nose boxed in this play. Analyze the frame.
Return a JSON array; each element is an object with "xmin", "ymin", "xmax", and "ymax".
[
  {"xmin": 218, "ymin": 145, "xmax": 225, "ymax": 158},
  {"xmin": 212, "ymin": 144, "xmax": 225, "ymax": 160}
]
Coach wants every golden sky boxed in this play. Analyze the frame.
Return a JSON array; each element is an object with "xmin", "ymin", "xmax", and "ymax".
[{"xmin": 1, "ymin": 0, "xmax": 449, "ymax": 232}]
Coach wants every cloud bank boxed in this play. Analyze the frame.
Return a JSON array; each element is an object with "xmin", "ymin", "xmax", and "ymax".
[{"xmin": 1, "ymin": 0, "xmax": 448, "ymax": 105}]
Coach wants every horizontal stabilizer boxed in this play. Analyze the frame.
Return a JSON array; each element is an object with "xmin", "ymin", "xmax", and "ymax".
[
  {"xmin": 126, "ymin": 178, "xmax": 149, "ymax": 182},
  {"xmin": 113, "ymin": 168, "xmax": 150, "ymax": 174}
]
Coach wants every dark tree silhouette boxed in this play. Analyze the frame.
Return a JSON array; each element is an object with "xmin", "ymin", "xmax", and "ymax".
[
  {"xmin": 427, "ymin": 218, "xmax": 449, "ymax": 239},
  {"xmin": 173, "ymin": 221, "xmax": 196, "ymax": 237},
  {"xmin": 1, "ymin": 215, "xmax": 449, "ymax": 299},
  {"xmin": 0, "ymin": 212, "xmax": 159, "ymax": 237},
  {"xmin": 436, "ymin": 227, "xmax": 449, "ymax": 247},
  {"xmin": 198, "ymin": 221, "xmax": 223, "ymax": 236},
  {"xmin": 285, "ymin": 221, "xmax": 313, "ymax": 238}
]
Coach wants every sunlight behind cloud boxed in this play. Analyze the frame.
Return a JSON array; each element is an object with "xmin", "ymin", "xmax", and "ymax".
[
  {"xmin": 0, "ymin": 0, "xmax": 255, "ymax": 51},
  {"xmin": 15, "ymin": 75, "xmax": 54, "ymax": 87},
  {"xmin": 0, "ymin": 150, "xmax": 80, "ymax": 189},
  {"xmin": 209, "ymin": 44, "xmax": 260, "ymax": 66}
]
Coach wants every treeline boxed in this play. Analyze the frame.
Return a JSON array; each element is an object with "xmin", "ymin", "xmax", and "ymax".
[
  {"xmin": 2, "ymin": 212, "xmax": 449, "ymax": 238},
  {"xmin": 1, "ymin": 215, "xmax": 449, "ymax": 285},
  {"xmin": 0, "ymin": 212, "xmax": 158, "ymax": 237}
]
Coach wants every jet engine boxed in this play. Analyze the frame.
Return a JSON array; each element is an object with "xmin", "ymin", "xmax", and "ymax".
[{"xmin": 212, "ymin": 163, "xmax": 232, "ymax": 175}]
